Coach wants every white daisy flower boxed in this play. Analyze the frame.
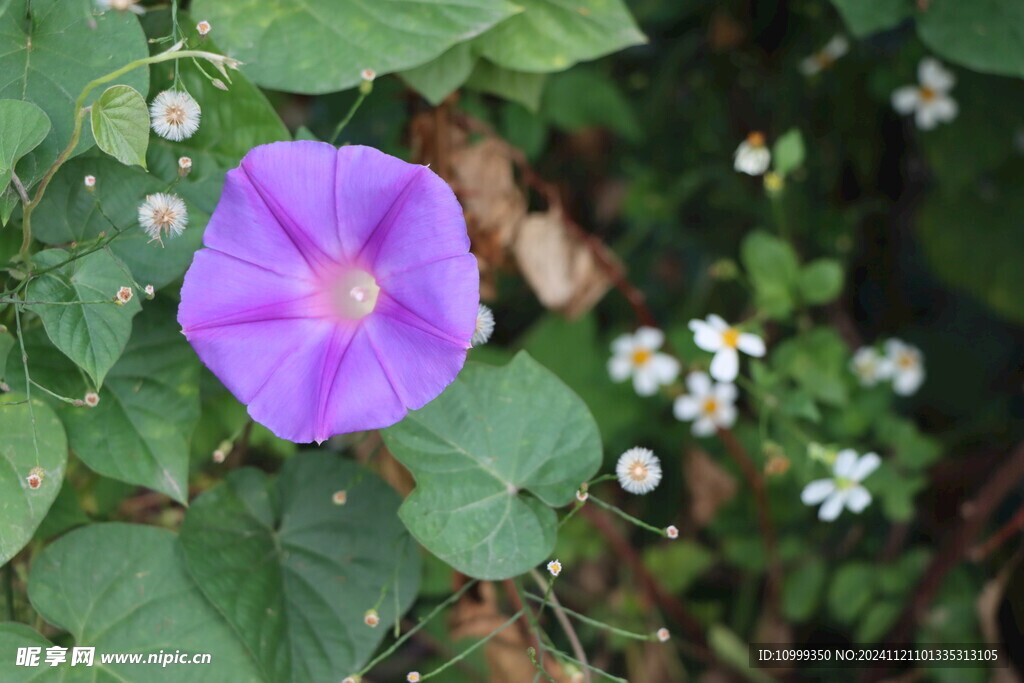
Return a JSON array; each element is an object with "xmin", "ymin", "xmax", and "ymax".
[
  {"xmin": 801, "ymin": 449, "xmax": 880, "ymax": 521},
  {"xmin": 471, "ymin": 303, "xmax": 495, "ymax": 346},
  {"xmin": 885, "ymin": 338, "xmax": 925, "ymax": 396},
  {"xmin": 665, "ymin": 526, "xmax": 679, "ymax": 539},
  {"xmin": 799, "ymin": 35, "xmax": 849, "ymax": 76},
  {"xmin": 547, "ymin": 559, "xmax": 562, "ymax": 577},
  {"xmin": 688, "ymin": 315, "xmax": 765, "ymax": 383},
  {"xmin": 657, "ymin": 627, "xmax": 670, "ymax": 642},
  {"xmin": 138, "ymin": 193, "xmax": 188, "ymax": 244},
  {"xmin": 607, "ymin": 327, "xmax": 680, "ymax": 396},
  {"xmin": 96, "ymin": 0, "xmax": 144, "ymax": 14},
  {"xmin": 616, "ymin": 447, "xmax": 662, "ymax": 495},
  {"xmin": 196, "ymin": 20, "xmax": 212, "ymax": 36},
  {"xmin": 892, "ymin": 58, "xmax": 957, "ymax": 130},
  {"xmin": 149, "ymin": 90, "xmax": 202, "ymax": 142},
  {"xmin": 363, "ymin": 609, "xmax": 379, "ymax": 628},
  {"xmin": 672, "ymin": 371, "xmax": 738, "ymax": 436},
  {"xmin": 733, "ymin": 132, "xmax": 771, "ymax": 176},
  {"xmin": 850, "ymin": 346, "xmax": 892, "ymax": 387}
]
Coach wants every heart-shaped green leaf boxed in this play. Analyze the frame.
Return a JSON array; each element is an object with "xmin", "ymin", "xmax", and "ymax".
[
  {"xmin": 0, "ymin": 393, "xmax": 67, "ymax": 565},
  {"xmin": 90, "ymin": 85, "xmax": 150, "ymax": 169},
  {"xmin": 26, "ymin": 249, "xmax": 141, "ymax": 388},
  {"xmin": 383, "ymin": 351, "xmax": 602, "ymax": 580},
  {"xmin": 26, "ymin": 523, "xmax": 263, "ymax": 681},
  {"xmin": 5, "ymin": 302, "xmax": 198, "ymax": 503},
  {"xmin": 0, "ymin": 99, "xmax": 50, "ymax": 191},
  {"xmin": 179, "ymin": 453, "xmax": 421, "ymax": 681},
  {"xmin": 189, "ymin": 0, "xmax": 520, "ymax": 94},
  {"xmin": 0, "ymin": 0, "xmax": 149, "ymax": 192}
]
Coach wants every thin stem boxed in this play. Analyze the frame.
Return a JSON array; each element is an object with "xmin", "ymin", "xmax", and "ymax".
[
  {"xmin": 587, "ymin": 495, "xmax": 668, "ymax": 537},
  {"xmin": 13, "ymin": 305, "xmax": 40, "ymax": 465},
  {"xmin": 331, "ymin": 91, "xmax": 369, "ymax": 145},
  {"xmin": 420, "ymin": 608, "xmax": 524, "ymax": 680},
  {"xmin": 355, "ymin": 579, "xmax": 478, "ymax": 676},
  {"xmin": 521, "ymin": 592, "xmax": 657, "ymax": 642},
  {"xmin": 540, "ymin": 644, "xmax": 627, "ymax": 683},
  {"xmin": 10, "ymin": 171, "xmax": 30, "ymax": 206},
  {"xmin": 527, "ymin": 648, "xmax": 558, "ymax": 683},
  {"xmin": 529, "ymin": 569, "xmax": 591, "ymax": 683}
]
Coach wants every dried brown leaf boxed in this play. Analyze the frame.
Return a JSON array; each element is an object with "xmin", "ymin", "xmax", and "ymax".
[{"xmin": 685, "ymin": 447, "xmax": 738, "ymax": 527}]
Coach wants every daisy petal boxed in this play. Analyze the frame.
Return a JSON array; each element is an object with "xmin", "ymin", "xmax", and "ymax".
[
  {"xmin": 692, "ymin": 416, "xmax": 717, "ymax": 437},
  {"xmin": 709, "ymin": 347, "xmax": 739, "ymax": 383},
  {"xmin": 633, "ymin": 368, "xmax": 659, "ymax": 396},
  {"xmin": 686, "ymin": 371, "xmax": 711, "ymax": 397},
  {"xmin": 608, "ymin": 355, "xmax": 633, "ymax": 382},
  {"xmin": 833, "ymin": 449, "xmax": 859, "ymax": 478},
  {"xmin": 819, "ymin": 491, "xmax": 847, "ymax": 521},
  {"xmin": 611, "ymin": 333, "xmax": 635, "ymax": 355},
  {"xmin": 801, "ymin": 479, "xmax": 836, "ymax": 505},
  {"xmin": 634, "ymin": 326, "xmax": 665, "ymax": 351},
  {"xmin": 845, "ymin": 486, "xmax": 872, "ymax": 513},
  {"xmin": 892, "ymin": 86, "xmax": 920, "ymax": 114},
  {"xmin": 673, "ymin": 395, "xmax": 700, "ymax": 421},
  {"xmin": 649, "ymin": 353, "xmax": 680, "ymax": 384},
  {"xmin": 851, "ymin": 452, "xmax": 881, "ymax": 482},
  {"xmin": 714, "ymin": 382, "xmax": 737, "ymax": 404},
  {"xmin": 689, "ymin": 320, "xmax": 723, "ymax": 352},
  {"xmin": 737, "ymin": 333, "xmax": 765, "ymax": 357},
  {"xmin": 919, "ymin": 58, "xmax": 954, "ymax": 92}
]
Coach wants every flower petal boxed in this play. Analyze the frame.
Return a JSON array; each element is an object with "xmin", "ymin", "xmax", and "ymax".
[
  {"xmin": 851, "ymin": 452, "xmax": 881, "ymax": 482},
  {"xmin": 892, "ymin": 86, "xmax": 920, "ymax": 114},
  {"xmin": 801, "ymin": 479, "xmax": 835, "ymax": 505},
  {"xmin": 673, "ymin": 395, "xmax": 700, "ymax": 421},
  {"xmin": 833, "ymin": 449, "xmax": 859, "ymax": 479},
  {"xmin": 713, "ymin": 381, "xmax": 737, "ymax": 404},
  {"xmin": 611, "ymin": 333, "xmax": 635, "ymax": 355},
  {"xmin": 356, "ymin": 162, "xmax": 470, "ymax": 279},
  {"xmin": 634, "ymin": 326, "xmax": 664, "ymax": 351},
  {"xmin": 633, "ymin": 367, "xmax": 659, "ymax": 396},
  {"xmin": 609, "ymin": 355, "xmax": 633, "ymax": 382},
  {"xmin": 692, "ymin": 416, "xmax": 717, "ymax": 437},
  {"xmin": 716, "ymin": 403, "xmax": 737, "ymax": 429},
  {"xmin": 706, "ymin": 314, "xmax": 729, "ymax": 331},
  {"xmin": 737, "ymin": 333, "xmax": 765, "ymax": 357},
  {"xmin": 690, "ymin": 319, "xmax": 723, "ymax": 352},
  {"xmin": 709, "ymin": 347, "xmax": 739, "ymax": 383},
  {"xmin": 845, "ymin": 486, "xmax": 872, "ymax": 513},
  {"xmin": 649, "ymin": 353, "xmax": 680, "ymax": 384},
  {"xmin": 819, "ymin": 491, "xmax": 847, "ymax": 521},
  {"xmin": 239, "ymin": 141, "xmax": 345, "ymax": 270},
  {"xmin": 919, "ymin": 57, "xmax": 954, "ymax": 92},
  {"xmin": 686, "ymin": 371, "xmax": 711, "ymax": 397},
  {"xmin": 376, "ymin": 253, "xmax": 478, "ymax": 345}
]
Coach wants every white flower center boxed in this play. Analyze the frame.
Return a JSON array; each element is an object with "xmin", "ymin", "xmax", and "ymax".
[
  {"xmin": 629, "ymin": 461, "xmax": 649, "ymax": 482},
  {"xmin": 330, "ymin": 269, "xmax": 379, "ymax": 319}
]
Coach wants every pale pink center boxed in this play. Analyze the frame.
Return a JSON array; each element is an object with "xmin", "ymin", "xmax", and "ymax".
[{"xmin": 328, "ymin": 268, "xmax": 379, "ymax": 320}]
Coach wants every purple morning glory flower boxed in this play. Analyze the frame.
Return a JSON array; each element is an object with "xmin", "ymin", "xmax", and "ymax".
[{"xmin": 178, "ymin": 141, "xmax": 479, "ymax": 443}]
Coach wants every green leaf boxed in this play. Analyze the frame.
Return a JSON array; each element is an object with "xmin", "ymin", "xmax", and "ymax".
[
  {"xmin": 180, "ymin": 453, "xmax": 420, "ymax": 681},
  {"xmin": 740, "ymin": 230, "xmax": 800, "ymax": 319},
  {"xmin": 643, "ymin": 540, "xmax": 714, "ymax": 594},
  {"xmin": 0, "ymin": 394, "xmax": 67, "ymax": 565},
  {"xmin": 917, "ymin": 0, "xmax": 1024, "ymax": 79},
  {"xmin": 465, "ymin": 60, "xmax": 548, "ymax": 112},
  {"xmin": 0, "ymin": 99, "xmax": 50, "ymax": 191},
  {"xmin": 540, "ymin": 67, "xmax": 642, "ymax": 142},
  {"xmin": 143, "ymin": 10, "xmax": 289, "ymax": 215},
  {"xmin": 400, "ymin": 43, "xmax": 476, "ymax": 105},
  {"xmin": 90, "ymin": 85, "xmax": 150, "ymax": 169},
  {"xmin": 27, "ymin": 523, "xmax": 263, "ymax": 680},
  {"xmin": 772, "ymin": 328, "xmax": 850, "ymax": 407},
  {"xmin": 798, "ymin": 259, "xmax": 844, "ymax": 306},
  {"xmin": 855, "ymin": 602, "xmax": 902, "ymax": 643},
  {"xmin": 383, "ymin": 352, "xmax": 602, "ymax": 580},
  {"xmin": 772, "ymin": 128, "xmax": 805, "ymax": 177},
  {"xmin": 875, "ymin": 415, "xmax": 941, "ymax": 470},
  {"xmin": 0, "ymin": 0, "xmax": 149, "ymax": 191},
  {"xmin": 830, "ymin": 0, "xmax": 912, "ymax": 37},
  {"xmin": 708, "ymin": 625, "xmax": 774, "ymax": 683},
  {"xmin": 31, "ymin": 155, "xmax": 206, "ymax": 290},
  {"xmin": 474, "ymin": 0, "xmax": 646, "ymax": 73},
  {"xmin": 189, "ymin": 0, "xmax": 520, "ymax": 94},
  {"xmin": 8, "ymin": 303, "xmax": 198, "ymax": 503},
  {"xmin": 26, "ymin": 249, "xmax": 141, "ymax": 388},
  {"xmin": 828, "ymin": 561, "xmax": 876, "ymax": 623},
  {"xmin": 0, "ymin": 623, "xmax": 62, "ymax": 683},
  {"xmin": 35, "ymin": 479, "xmax": 90, "ymax": 541},
  {"xmin": 782, "ymin": 557, "xmax": 826, "ymax": 622},
  {"xmin": 918, "ymin": 169, "xmax": 1024, "ymax": 324}
]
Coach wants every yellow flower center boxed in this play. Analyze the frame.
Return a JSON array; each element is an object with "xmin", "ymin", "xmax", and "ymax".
[
  {"xmin": 746, "ymin": 131, "xmax": 765, "ymax": 148},
  {"xmin": 919, "ymin": 87, "xmax": 936, "ymax": 102},
  {"xmin": 722, "ymin": 328, "xmax": 740, "ymax": 348},
  {"xmin": 898, "ymin": 352, "xmax": 915, "ymax": 368},
  {"xmin": 632, "ymin": 349, "xmax": 652, "ymax": 366},
  {"xmin": 702, "ymin": 397, "xmax": 718, "ymax": 415},
  {"xmin": 629, "ymin": 462, "xmax": 649, "ymax": 482},
  {"xmin": 835, "ymin": 477, "xmax": 856, "ymax": 490}
]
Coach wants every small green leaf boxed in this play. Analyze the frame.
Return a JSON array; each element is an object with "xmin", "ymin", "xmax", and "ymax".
[
  {"xmin": 465, "ymin": 60, "xmax": 548, "ymax": 111},
  {"xmin": 798, "ymin": 259, "xmax": 844, "ymax": 305},
  {"xmin": 772, "ymin": 328, "xmax": 850, "ymax": 407},
  {"xmin": 828, "ymin": 562, "xmax": 876, "ymax": 623},
  {"xmin": 90, "ymin": 85, "xmax": 149, "ymax": 169},
  {"xmin": 401, "ymin": 43, "xmax": 476, "ymax": 105},
  {"xmin": 180, "ymin": 453, "xmax": 420, "ymax": 681},
  {"xmin": 917, "ymin": 0, "xmax": 1024, "ymax": 79},
  {"xmin": 783, "ymin": 557, "xmax": 826, "ymax": 622},
  {"xmin": 772, "ymin": 128, "xmax": 805, "ymax": 177},
  {"xmin": 25, "ymin": 249, "xmax": 141, "ymax": 388},
  {"xmin": 474, "ymin": 0, "xmax": 647, "ymax": 73},
  {"xmin": 541, "ymin": 67, "xmax": 642, "ymax": 142},
  {"xmin": 855, "ymin": 602, "xmax": 902, "ymax": 643},
  {"xmin": 0, "ymin": 394, "xmax": 67, "ymax": 565},
  {"xmin": 0, "ymin": 623, "xmax": 57, "ymax": 683},
  {"xmin": 643, "ymin": 540, "xmax": 714, "ymax": 594},
  {"xmin": 830, "ymin": 0, "xmax": 912, "ymax": 37},
  {"xmin": 740, "ymin": 231, "xmax": 800, "ymax": 319},
  {"xmin": 383, "ymin": 352, "xmax": 602, "ymax": 580},
  {"xmin": 0, "ymin": 99, "xmax": 50, "ymax": 190},
  {"xmin": 27, "ymin": 523, "xmax": 264, "ymax": 679}
]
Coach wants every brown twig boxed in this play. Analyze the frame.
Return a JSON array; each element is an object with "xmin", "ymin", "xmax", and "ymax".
[
  {"xmin": 883, "ymin": 442, "xmax": 1024, "ymax": 648},
  {"xmin": 717, "ymin": 427, "xmax": 782, "ymax": 616},
  {"xmin": 971, "ymin": 500, "xmax": 1024, "ymax": 562}
]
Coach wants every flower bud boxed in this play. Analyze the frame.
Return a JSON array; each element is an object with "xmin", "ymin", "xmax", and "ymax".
[
  {"xmin": 84, "ymin": 175, "xmax": 96, "ymax": 193},
  {"xmin": 178, "ymin": 156, "xmax": 193, "ymax": 178},
  {"xmin": 196, "ymin": 20, "xmax": 211, "ymax": 37}
]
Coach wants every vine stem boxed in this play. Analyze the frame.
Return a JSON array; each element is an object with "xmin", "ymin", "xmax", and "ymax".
[
  {"xmin": 420, "ymin": 608, "xmax": 524, "ymax": 680},
  {"xmin": 529, "ymin": 569, "xmax": 591, "ymax": 683},
  {"xmin": 18, "ymin": 45, "xmax": 238, "ymax": 262}
]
